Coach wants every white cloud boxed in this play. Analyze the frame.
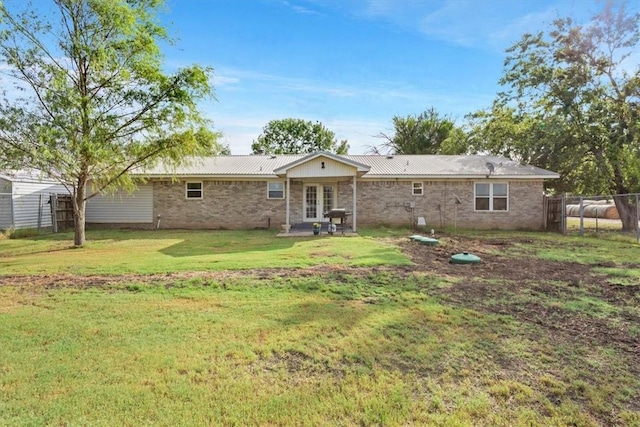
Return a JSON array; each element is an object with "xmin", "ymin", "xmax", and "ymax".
[
  {"xmin": 323, "ymin": 117, "xmax": 388, "ymax": 153},
  {"xmin": 414, "ymin": 1, "xmax": 567, "ymax": 50},
  {"xmin": 280, "ymin": 0, "xmax": 324, "ymax": 16},
  {"xmin": 212, "ymin": 74, "xmax": 240, "ymax": 86},
  {"xmin": 486, "ymin": 9, "xmax": 562, "ymax": 50},
  {"xmin": 213, "ymin": 115, "xmax": 386, "ymax": 155},
  {"xmin": 326, "ymin": 0, "xmax": 593, "ymax": 52},
  {"xmin": 200, "ymin": 63, "xmax": 497, "ymax": 154}
]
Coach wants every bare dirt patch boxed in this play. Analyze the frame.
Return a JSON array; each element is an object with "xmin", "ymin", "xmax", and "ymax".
[
  {"xmin": 398, "ymin": 235, "xmax": 640, "ymax": 360},
  {"xmin": 0, "ymin": 234, "xmax": 633, "ymax": 295},
  {"xmin": 1, "ymin": 234, "xmax": 639, "ymax": 422},
  {"xmin": 399, "ymin": 235, "xmax": 601, "ymax": 285},
  {"xmin": 1, "ymin": 234, "xmax": 638, "ymax": 359}
]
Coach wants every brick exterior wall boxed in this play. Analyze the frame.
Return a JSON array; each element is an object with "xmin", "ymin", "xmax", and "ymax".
[
  {"xmin": 153, "ymin": 180, "xmax": 287, "ymax": 229},
  {"xmin": 350, "ymin": 179, "xmax": 545, "ymax": 230},
  {"xmin": 151, "ymin": 178, "xmax": 546, "ymax": 230}
]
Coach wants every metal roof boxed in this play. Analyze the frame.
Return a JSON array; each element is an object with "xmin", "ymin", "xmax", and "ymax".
[
  {"xmin": 346, "ymin": 155, "xmax": 559, "ymax": 178},
  {"xmin": 136, "ymin": 153, "xmax": 560, "ymax": 179},
  {"xmin": 138, "ymin": 155, "xmax": 306, "ymax": 178},
  {"xmin": 0, "ymin": 169, "xmax": 63, "ymax": 184}
]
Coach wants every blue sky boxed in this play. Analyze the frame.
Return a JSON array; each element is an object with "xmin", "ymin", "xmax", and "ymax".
[{"xmin": 160, "ymin": 0, "xmax": 598, "ymax": 154}]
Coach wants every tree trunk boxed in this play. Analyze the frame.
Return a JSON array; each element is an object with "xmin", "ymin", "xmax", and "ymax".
[
  {"xmin": 613, "ymin": 194, "xmax": 638, "ymax": 232},
  {"xmin": 73, "ymin": 179, "xmax": 87, "ymax": 247}
]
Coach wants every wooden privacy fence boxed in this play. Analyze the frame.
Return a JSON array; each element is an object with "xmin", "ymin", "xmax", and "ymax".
[
  {"xmin": 49, "ymin": 194, "xmax": 74, "ymax": 232},
  {"xmin": 544, "ymin": 195, "xmax": 565, "ymax": 233}
]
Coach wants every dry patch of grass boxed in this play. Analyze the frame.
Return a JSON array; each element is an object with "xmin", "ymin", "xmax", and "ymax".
[
  {"xmin": 1, "ymin": 264, "xmax": 639, "ymax": 426},
  {"xmin": 1, "ymin": 230, "xmax": 639, "ymax": 425}
]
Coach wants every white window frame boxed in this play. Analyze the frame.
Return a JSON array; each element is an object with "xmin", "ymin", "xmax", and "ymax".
[
  {"xmin": 322, "ymin": 184, "xmax": 336, "ymax": 212},
  {"xmin": 412, "ymin": 181, "xmax": 424, "ymax": 196},
  {"xmin": 185, "ymin": 181, "xmax": 203, "ymax": 199},
  {"xmin": 474, "ymin": 182, "xmax": 508, "ymax": 212},
  {"xmin": 267, "ymin": 181, "xmax": 285, "ymax": 199}
]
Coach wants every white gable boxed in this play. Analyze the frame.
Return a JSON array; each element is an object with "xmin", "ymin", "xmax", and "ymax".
[{"xmin": 287, "ymin": 156, "xmax": 357, "ymax": 178}]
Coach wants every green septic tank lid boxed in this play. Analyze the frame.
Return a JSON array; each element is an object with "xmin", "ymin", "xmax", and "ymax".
[
  {"xmin": 415, "ymin": 237, "xmax": 439, "ymax": 246},
  {"xmin": 451, "ymin": 252, "xmax": 481, "ymax": 264},
  {"xmin": 408, "ymin": 235, "xmax": 423, "ymax": 241}
]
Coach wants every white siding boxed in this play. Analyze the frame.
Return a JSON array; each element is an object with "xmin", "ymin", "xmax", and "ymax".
[
  {"xmin": 0, "ymin": 179, "xmax": 12, "ymax": 229},
  {"xmin": 0, "ymin": 178, "xmax": 11, "ymax": 193},
  {"xmin": 86, "ymin": 185, "xmax": 153, "ymax": 223},
  {"xmin": 0, "ymin": 193, "xmax": 12, "ymax": 229},
  {"xmin": 12, "ymin": 181, "xmax": 69, "ymax": 229},
  {"xmin": 288, "ymin": 157, "xmax": 356, "ymax": 178}
]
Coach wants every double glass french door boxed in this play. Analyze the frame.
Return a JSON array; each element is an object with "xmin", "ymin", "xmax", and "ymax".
[{"xmin": 303, "ymin": 184, "xmax": 335, "ymax": 222}]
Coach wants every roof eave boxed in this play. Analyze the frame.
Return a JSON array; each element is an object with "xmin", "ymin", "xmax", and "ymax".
[
  {"xmin": 359, "ymin": 174, "xmax": 560, "ymax": 180},
  {"xmin": 133, "ymin": 173, "xmax": 281, "ymax": 179}
]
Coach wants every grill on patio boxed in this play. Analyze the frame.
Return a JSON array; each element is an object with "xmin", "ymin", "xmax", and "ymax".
[{"xmin": 323, "ymin": 208, "xmax": 352, "ymax": 234}]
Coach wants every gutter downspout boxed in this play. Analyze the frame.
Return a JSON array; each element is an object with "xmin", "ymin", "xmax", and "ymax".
[
  {"xmin": 352, "ymin": 175, "xmax": 357, "ymax": 232},
  {"xmin": 286, "ymin": 175, "xmax": 290, "ymax": 233}
]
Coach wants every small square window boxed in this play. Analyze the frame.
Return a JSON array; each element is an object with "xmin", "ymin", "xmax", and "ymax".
[
  {"xmin": 412, "ymin": 182, "xmax": 423, "ymax": 196},
  {"xmin": 268, "ymin": 182, "xmax": 284, "ymax": 199},
  {"xmin": 186, "ymin": 182, "xmax": 202, "ymax": 199}
]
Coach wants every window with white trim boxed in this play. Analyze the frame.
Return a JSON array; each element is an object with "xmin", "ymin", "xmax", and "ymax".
[
  {"xmin": 475, "ymin": 182, "xmax": 508, "ymax": 211},
  {"xmin": 412, "ymin": 182, "xmax": 423, "ymax": 196},
  {"xmin": 267, "ymin": 182, "xmax": 285, "ymax": 199},
  {"xmin": 185, "ymin": 181, "xmax": 203, "ymax": 199}
]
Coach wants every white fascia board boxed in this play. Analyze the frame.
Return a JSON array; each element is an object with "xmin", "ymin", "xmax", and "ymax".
[
  {"xmin": 138, "ymin": 174, "xmax": 281, "ymax": 180},
  {"xmin": 137, "ymin": 173, "xmax": 560, "ymax": 180},
  {"xmin": 358, "ymin": 174, "xmax": 560, "ymax": 180}
]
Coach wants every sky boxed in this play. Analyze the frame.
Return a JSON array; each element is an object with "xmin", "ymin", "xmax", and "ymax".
[
  {"xmin": 161, "ymin": 0, "xmax": 602, "ymax": 154},
  {"xmin": 157, "ymin": 0, "xmax": 600, "ymax": 154}
]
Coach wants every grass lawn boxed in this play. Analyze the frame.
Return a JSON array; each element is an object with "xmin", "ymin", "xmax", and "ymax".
[
  {"xmin": 0, "ymin": 228, "xmax": 410, "ymax": 275},
  {"xmin": 1, "ymin": 229, "xmax": 639, "ymax": 426}
]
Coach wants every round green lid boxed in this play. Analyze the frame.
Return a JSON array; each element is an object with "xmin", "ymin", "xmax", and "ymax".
[
  {"xmin": 451, "ymin": 252, "xmax": 481, "ymax": 264},
  {"xmin": 415, "ymin": 237, "xmax": 438, "ymax": 246}
]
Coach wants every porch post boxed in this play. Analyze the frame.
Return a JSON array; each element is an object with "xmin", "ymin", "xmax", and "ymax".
[
  {"xmin": 352, "ymin": 174, "xmax": 357, "ymax": 232},
  {"xmin": 286, "ymin": 175, "xmax": 291, "ymax": 233}
]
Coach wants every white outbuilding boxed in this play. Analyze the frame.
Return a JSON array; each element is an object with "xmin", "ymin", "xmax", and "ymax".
[{"xmin": 0, "ymin": 171, "xmax": 70, "ymax": 230}]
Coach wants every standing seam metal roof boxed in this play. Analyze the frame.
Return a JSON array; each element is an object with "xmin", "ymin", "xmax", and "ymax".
[{"xmin": 137, "ymin": 154, "xmax": 559, "ymax": 178}]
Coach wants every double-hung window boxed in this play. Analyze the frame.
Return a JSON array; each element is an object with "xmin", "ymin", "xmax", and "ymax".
[
  {"xmin": 475, "ymin": 183, "xmax": 508, "ymax": 211},
  {"xmin": 412, "ymin": 182, "xmax": 424, "ymax": 196},
  {"xmin": 267, "ymin": 182, "xmax": 285, "ymax": 199},
  {"xmin": 186, "ymin": 182, "xmax": 203, "ymax": 199}
]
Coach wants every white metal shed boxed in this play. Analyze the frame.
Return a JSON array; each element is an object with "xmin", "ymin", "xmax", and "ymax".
[{"xmin": 0, "ymin": 171, "xmax": 70, "ymax": 230}]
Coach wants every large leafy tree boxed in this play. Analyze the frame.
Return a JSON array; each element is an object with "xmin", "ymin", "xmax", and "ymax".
[
  {"xmin": 0, "ymin": 0, "xmax": 221, "ymax": 246},
  {"xmin": 466, "ymin": 107, "xmax": 603, "ymax": 194},
  {"xmin": 471, "ymin": 1, "xmax": 640, "ymax": 230},
  {"xmin": 371, "ymin": 107, "xmax": 468, "ymax": 155},
  {"xmin": 251, "ymin": 118, "xmax": 348, "ymax": 154}
]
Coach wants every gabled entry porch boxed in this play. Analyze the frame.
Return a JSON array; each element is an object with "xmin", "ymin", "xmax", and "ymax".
[{"xmin": 272, "ymin": 152, "xmax": 371, "ymax": 234}]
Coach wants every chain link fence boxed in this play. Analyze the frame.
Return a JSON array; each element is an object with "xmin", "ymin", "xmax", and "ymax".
[{"xmin": 563, "ymin": 193, "xmax": 640, "ymax": 243}]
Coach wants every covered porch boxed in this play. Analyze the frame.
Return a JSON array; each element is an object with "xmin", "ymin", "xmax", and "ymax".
[{"xmin": 273, "ymin": 152, "xmax": 370, "ymax": 235}]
